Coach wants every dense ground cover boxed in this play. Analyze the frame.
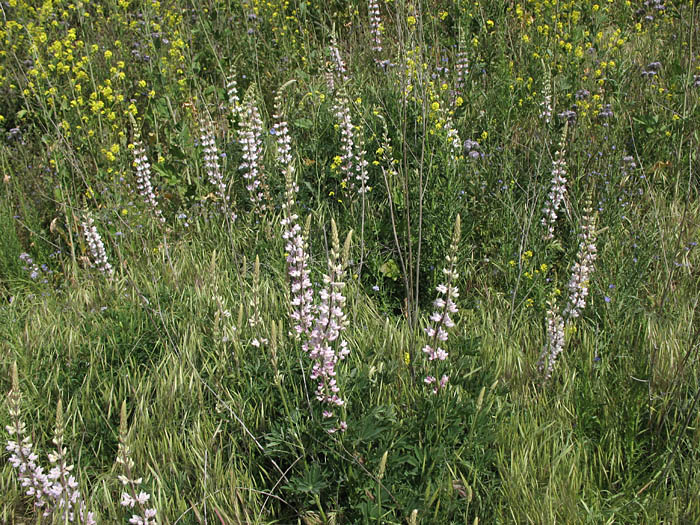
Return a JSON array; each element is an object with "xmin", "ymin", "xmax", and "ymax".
[{"xmin": 1, "ymin": 0, "xmax": 699, "ymax": 522}]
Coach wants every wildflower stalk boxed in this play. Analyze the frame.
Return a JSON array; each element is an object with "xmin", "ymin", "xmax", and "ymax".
[
  {"xmin": 454, "ymin": 38, "xmax": 469, "ymax": 98},
  {"xmin": 275, "ymin": 82, "xmax": 315, "ymax": 339},
  {"xmin": 304, "ymin": 220, "xmax": 353, "ymax": 431},
  {"xmin": 5, "ymin": 363, "xmax": 95, "ymax": 524},
  {"xmin": 282, "ymin": 172, "xmax": 315, "ymax": 339},
  {"xmin": 116, "ymin": 400, "xmax": 157, "ymax": 525},
  {"xmin": 539, "ymin": 197, "xmax": 598, "ymax": 382},
  {"xmin": 368, "ymin": 0, "xmax": 382, "ymax": 53},
  {"xmin": 422, "ymin": 215, "xmax": 461, "ymax": 393},
  {"xmin": 328, "ymin": 38, "xmax": 367, "ymax": 200},
  {"xmin": 541, "ymin": 124, "xmax": 568, "ymax": 241},
  {"xmin": 226, "ymin": 66, "xmax": 242, "ymax": 120},
  {"xmin": 238, "ymin": 86, "xmax": 269, "ymax": 214},
  {"xmin": 368, "ymin": 0, "xmax": 389, "ymax": 68},
  {"xmin": 329, "ymin": 34, "xmax": 349, "ymax": 85},
  {"xmin": 563, "ymin": 199, "xmax": 598, "ymax": 320},
  {"xmin": 82, "ymin": 216, "xmax": 113, "ymax": 277},
  {"xmin": 536, "ymin": 299, "xmax": 565, "ymax": 382},
  {"xmin": 132, "ymin": 134, "xmax": 165, "ymax": 223},
  {"xmin": 539, "ymin": 68, "xmax": 553, "ymax": 124},
  {"xmin": 199, "ymin": 113, "xmax": 232, "ymax": 216},
  {"xmin": 47, "ymin": 399, "xmax": 95, "ymax": 524},
  {"xmin": 5, "ymin": 362, "xmax": 55, "ymax": 517},
  {"xmin": 331, "ymin": 86, "xmax": 357, "ymax": 196}
]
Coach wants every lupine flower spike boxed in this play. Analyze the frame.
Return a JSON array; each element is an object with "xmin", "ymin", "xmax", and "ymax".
[
  {"xmin": 48, "ymin": 399, "xmax": 96, "ymax": 524},
  {"xmin": 276, "ymin": 82, "xmax": 315, "ymax": 339},
  {"xmin": 454, "ymin": 38, "xmax": 469, "ymax": 98},
  {"xmin": 327, "ymin": 38, "xmax": 367, "ymax": 199},
  {"xmin": 329, "ymin": 34, "xmax": 349, "ymax": 85},
  {"xmin": 330, "ymin": 85, "xmax": 357, "ymax": 196},
  {"xmin": 226, "ymin": 65, "xmax": 242, "ymax": 120},
  {"xmin": 536, "ymin": 298, "xmax": 565, "ymax": 382},
  {"xmin": 238, "ymin": 86, "xmax": 270, "ymax": 214},
  {"xmin": 199, "ymin": 113, "xmax": 233, "ymax": 217},
  {"xmin": 132, "ymin": 133, "xmax": 165, "ymax": 223},
  {"xmin": 541, "ymin": 124, "xmax": 568, "ymax": 241},
  {"xmin": 116, "ymin": 400, "xmax": 157, "ymax": 525},
  {"xmin": 368, "ymin": 0, "xmax": 382, "ymax": 54},
  {"xmin": 563, "ymin": 198, "xmax": 598, "ymax": 320},
  {"xmin": 5, "ymin": 363, "xmax": 95, "ymax": 523},
  {"xmin": 423, "ymin": 215, "xmax": 461, "ymax": 394},
  {"xmin": 539, "ymin": 68, "xmax": 553, "ymax": 124},
  {"xmin": 368, "ymin": 0, "xmax": 389, "ymax": 68},
  {"xmin": 305, "ymin": 220, "xmax": 353, "ymax": 431},
  {"xmin": 82, "ymin": 215, "xmax": 114, "ymax": 276},
  {"xmin": 5, "ymin": 362, "xmax": 55, "ymax": 517}
]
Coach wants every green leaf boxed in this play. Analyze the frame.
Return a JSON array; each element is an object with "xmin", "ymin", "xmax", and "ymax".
[{"xmin": 294, "ymin": 118, "xmax": 313, "ymax": 129}]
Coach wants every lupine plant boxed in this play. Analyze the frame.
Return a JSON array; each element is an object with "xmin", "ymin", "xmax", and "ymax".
[
  {"xmin": 536, "ymin": 299, "xmax": 565, "ymax": 382},
  {"xmin": 541, "ymin": 125, "xmax": 569, "ymax": 241},
  {"xmin": 5, "ymin": 363, "xmax": 95, "ymax": 524},
  {"xmin": 131, "ymin": 134, "xmax": 165, "ymax": 223},
  {"xmin": 82, "ymin": 216, "xmax": 114, "ymax": 277},
  {"xmin": 422, "ymin": 215, "xmax": 461, "ymax": 393},
  {"xmin": 198, "ymin": 113, "xmax": 231, "ymax": 215},
  {"xmin": 277, "ymin": 85, "xmax": 315, "ymax": 339},
  {"xmin": 539, "ymin": 196, "xmax": 599, "ymax": 382},
  {"xmin": 304, "ymin": 219, "xmax": 353, "ymax": 431},
  {"xmin": 238, "ymin": 86, "xmax": 269, "ymax": 214},
  {"xmin": 116, "ymin": 401, "xmax": 157, "ymax": 525},
  {"xmin": 3, "ymin": 0, "xmax": 700, "ymax": 521},
  {"xmin": 563, "ymin": 199, "xmax": 598, "ymax": 320}
]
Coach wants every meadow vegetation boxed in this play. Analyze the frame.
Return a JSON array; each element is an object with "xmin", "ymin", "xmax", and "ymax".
[{"xmin": 1, "ymin": 0, "xmax": 700, "ymax": 522}]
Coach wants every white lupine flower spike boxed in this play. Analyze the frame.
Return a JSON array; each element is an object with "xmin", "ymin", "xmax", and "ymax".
[
  {"xmin": 82, "ymin": 215, "xmax": 114, "ymax": 277},
  {"xmin": 422, "ymin": 215, "xmax": 461, "ymax": 394},
  {"xmin": 116, "ymin": 401, "xmax": 157, "ymax": 525},
  {"xmin": 541, "ymin": 124, "xmax": 568, "ymax": 241},
  {"xmin": 132, "ymin": 134, "xmax": 165, "ymax": 223},
  {"xmin": 5, "ymin": 363, "xmax": 95, "ymax": 524},
  {"xmin": 238, "ymin": 86, "xmax": 269, "ymax": 214},
  {"xmin": 563, "ymin": 199, "xmax": 598, "ymax": 320}
]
